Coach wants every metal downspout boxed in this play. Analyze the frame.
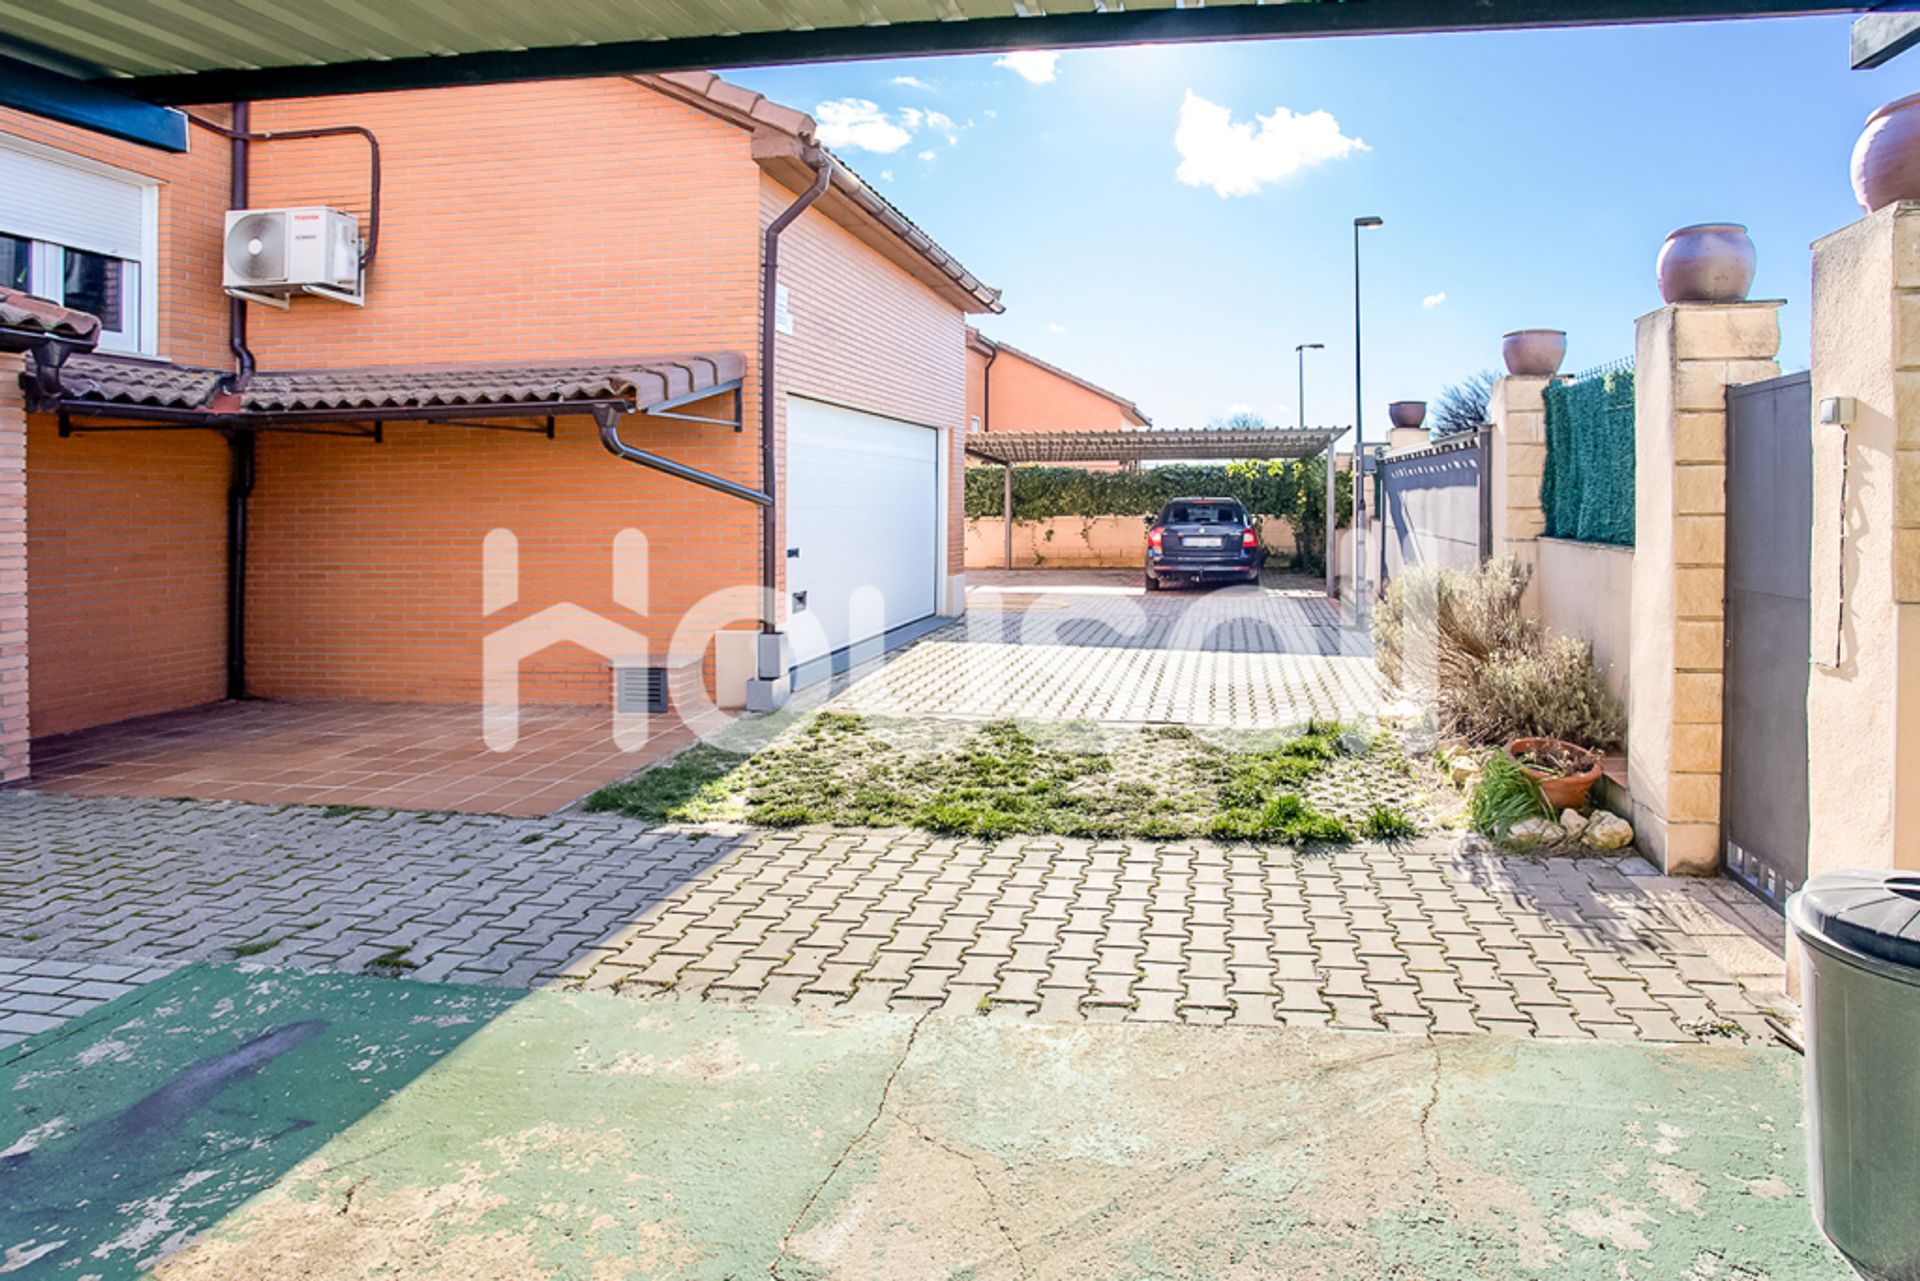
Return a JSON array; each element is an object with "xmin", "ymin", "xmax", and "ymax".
[
  {"xmin": 225, "ymin": 432, "xmax": 255, "ymax": 699},
  {"xmin": 759, "ymin": 149, "xmax": 832, "ymax": 635},
  {"xmin": 227, "ymin": 101, "xmax": 254, "ymax": 701}
]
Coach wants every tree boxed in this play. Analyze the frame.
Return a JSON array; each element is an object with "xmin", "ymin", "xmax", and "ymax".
[{"xmin": 1432, "ymin": 371, "xmax": 1497, "ymax": 436}]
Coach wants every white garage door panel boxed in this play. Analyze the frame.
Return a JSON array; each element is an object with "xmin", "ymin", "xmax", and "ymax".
[{"xmin": 786, "ymin": 397, "xmax": 941, "ymax": 667}]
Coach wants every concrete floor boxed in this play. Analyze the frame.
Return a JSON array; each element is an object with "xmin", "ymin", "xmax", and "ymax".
[{"xmin": 1, "ymin": 965, "xmax": 1846, "ymax": 1280}]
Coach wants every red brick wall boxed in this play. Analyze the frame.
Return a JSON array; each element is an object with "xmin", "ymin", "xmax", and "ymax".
[
  {"xmin": 24, "ymin": 414, "xmax": 229, "ymax": 737},
  {"xmin": 231, "ymin": 80, "xmax": 764, "ymax": 703},
  {"xmin": 244, "ymin": 397, "xmax": 753, "ymax": 704},
  {"xmin": 0, "ymin": 106, "xmax": 235, "ymax": 368},
  {"xmin": 765, "ymin": 173, "xmax": 969, "ymax": 584},
  {"xmin": 0, "ymin": 357, "xmax": 25, "ymax": 778}
]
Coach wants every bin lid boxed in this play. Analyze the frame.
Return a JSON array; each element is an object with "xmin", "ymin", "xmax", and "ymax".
[{"xmin": 1793, "ymin": 870, "xmax": 1920, "ymax": 970}]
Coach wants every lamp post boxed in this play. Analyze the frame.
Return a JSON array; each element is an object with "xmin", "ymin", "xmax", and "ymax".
[
  {"xmin": 1294, "ymin": 342, "xmax": 1323, "ymax": 431},
  {"xmin": 1296, "ymin": 341, "xmax": 1328, "ymax": 595},
  {"xmin": 1351, "ymin": 215, "xmax": 1384, "ymax": 624}
]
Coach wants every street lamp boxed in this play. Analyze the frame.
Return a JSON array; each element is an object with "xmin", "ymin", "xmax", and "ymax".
[
  {"xmin": 1294, "ymin": 342, "xmax": 1324, "ymax": 431},
  {"xmin": 1351, "ymin": 215, "xmax": 1384, "ymax": 624}
]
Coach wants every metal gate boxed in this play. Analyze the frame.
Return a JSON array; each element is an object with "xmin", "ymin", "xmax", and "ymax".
[
  {"xmin": 1379, "ymin": 430, "xmax": 1489, "ymax": 584},
  {"xmin": 1721, "ymin": 372, "xmax": 1813, "ymax": 910}
]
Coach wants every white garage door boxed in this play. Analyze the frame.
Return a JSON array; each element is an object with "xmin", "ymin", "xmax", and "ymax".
[{"xmin": 785, "ymin": 396, "xmax": 941, "ymax": 668}]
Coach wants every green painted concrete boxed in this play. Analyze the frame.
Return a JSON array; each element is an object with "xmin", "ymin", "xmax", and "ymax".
[{"xmin": 1, "ymin": 966, "xmax": 1850, "ymax": 1279}]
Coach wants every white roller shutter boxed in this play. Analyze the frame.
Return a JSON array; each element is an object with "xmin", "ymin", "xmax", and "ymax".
[
  {"xmin": 0, "ymin": 139, "xmax": 151, "ymax": 260},
  {"xmin": 784, "ymin": 397, "xmax": 941, "ymax": 667}
]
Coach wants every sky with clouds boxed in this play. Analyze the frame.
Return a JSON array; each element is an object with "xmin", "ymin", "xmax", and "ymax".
[{"xmin": 724, "ymin": 17, "xmax": 1892, "ymax": 444}]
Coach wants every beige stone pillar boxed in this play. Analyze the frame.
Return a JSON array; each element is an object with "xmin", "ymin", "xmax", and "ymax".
[
  {"xmin": 0, "ymin": 353, "xmax": 26, "ymax": 784},
  {"xmin": 1486, "ymin": 375, "xmax": 1550, "ymax": 612},
  {"xmin": 1807, "ymin": 203, "xmax": 1920, "ymax": 876},
  {"xmin": 1627, "ymin": 302, "xmax": 1781, "ymax": 874}
]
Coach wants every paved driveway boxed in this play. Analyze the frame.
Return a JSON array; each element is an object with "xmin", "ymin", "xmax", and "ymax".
[
  {"xmin": 1, "ymin": 792, "xmax": 1787, "ymax": 1048},
  {"xmin": 821, "ymin": 569, "xmax": 1389, "ymax": 728}
]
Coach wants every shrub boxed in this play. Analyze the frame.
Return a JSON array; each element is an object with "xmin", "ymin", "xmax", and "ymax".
[{"xmin": 1375, "ymin": 557, "xmax": 1624, "ymax": 750}]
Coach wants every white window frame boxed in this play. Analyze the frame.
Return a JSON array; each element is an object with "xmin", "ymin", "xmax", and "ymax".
[{"xmin": 0, "ymin": 135, "xmax": 162, "ymax": 358}]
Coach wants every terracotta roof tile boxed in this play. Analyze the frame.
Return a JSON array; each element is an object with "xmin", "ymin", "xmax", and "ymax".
[
  {"xmin": 29, "ymin": 352, "xmax": 746, "ymax": 419},
  {"xmin": 0, "ymin": 288, "xmax": 101, "ymax": 347}
]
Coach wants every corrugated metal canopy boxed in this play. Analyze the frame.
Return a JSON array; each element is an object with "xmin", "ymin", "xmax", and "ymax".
[
  {"xmin": 0, "ymin": 0, "xmax": 1865, "ymax": 104},
  {"xmin": 965, "ymin": 427, "xmax": 1339, "ymax": 466}
]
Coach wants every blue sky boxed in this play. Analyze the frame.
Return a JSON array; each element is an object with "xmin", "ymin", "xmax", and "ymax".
[{"xmin": 727, "ymin": 16, "xmax": 1894, "ymax": 445}]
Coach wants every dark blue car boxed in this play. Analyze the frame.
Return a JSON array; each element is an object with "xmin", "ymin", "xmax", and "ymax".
[{"xmin": 1144, "ymin": 496, "xmax": 1264, "ymax": 591}]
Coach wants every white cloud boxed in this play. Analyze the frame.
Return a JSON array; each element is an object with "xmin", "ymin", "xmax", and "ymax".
[
  {"xmin": 815, "ymin": 98, "xmax": 913, "ymax": 153},
  {"xmin": 890, "ymin": 75, "xmax": 933, "ymax": 90},
  {"xmin": 1225, "ymin": 402, "xmax": 1255, "ymax": 417},
  {"xmin": 1422, "ymin": 292, "xmax": 1447, "ymax": 309},
  {"xmin": 918, "ymin": 149, "xmax": 937, "ymax": 161},
  {"xmin": 995, "ymin": 51, "xmax": 1059, "ymax": 84},
  {"xmin": 880, "ymin": 169, "xmax": 895, "ymax": 183},
  {"xmin": 1046, "ymin": 321, "xmax": 1066, "ymax": 334},
  {"xmin": 1173, "ymin": 90, "xmax": 1369, "ymax": 198}
]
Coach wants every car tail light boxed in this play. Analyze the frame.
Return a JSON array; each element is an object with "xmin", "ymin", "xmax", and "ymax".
[
  {"xmin": 1148, "ymin": 526, "xmax": 1164, "ymax": 549},
  {"xmin": 1242, "ymin": 528, "xmax": 1258, "ymax": 549}
]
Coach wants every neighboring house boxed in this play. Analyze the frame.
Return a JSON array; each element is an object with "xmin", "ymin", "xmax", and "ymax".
[
  {"xmin": 0, "ymin": 71, "xmax": 1000, "ymax": 780},
  {"xmin": 965, "ymin": 328, "xmax": 1148, "ymax": 473}
]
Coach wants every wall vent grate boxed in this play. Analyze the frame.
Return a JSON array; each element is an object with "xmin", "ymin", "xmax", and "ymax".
[{"xmin": 614, "ymin": 665, "xmax": 668, "ymax": 716}]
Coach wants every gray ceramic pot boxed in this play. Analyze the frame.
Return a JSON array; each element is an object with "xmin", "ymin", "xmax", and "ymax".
[
  {"xmin": 1853, "ymin": 92, "xmax": 1920, "ymax": 213},
  {"xmin": 1501, "ymin": 330, "xmax": 1567, "ymax": 378},
  {"xmin": 1388, "ymin": 401, "xmax": 1427, "ymax": 430},
  {"xmin": 1657, "ymin": 223, "xmax": 1756, "ymax": 304}
]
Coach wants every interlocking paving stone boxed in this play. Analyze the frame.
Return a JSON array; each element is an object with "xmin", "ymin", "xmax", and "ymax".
[{"xmin": 0, "ymin": 788, "xmax": 1792, "ymax": 1045}]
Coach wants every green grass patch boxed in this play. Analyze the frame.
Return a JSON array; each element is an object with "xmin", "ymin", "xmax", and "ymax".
[
  {"xmin": 231, "ymin": 936, "xmax": 283, "ymax": 958},
  {"xmin": 585, "ymin": 743, "xmax": 749, "ymax": 821},
  {"xmin": 1361, "ymin": 804, "xmax": 1419, "ymax": 842},
  {"xmin": 587, "ymin": 713, "xmax": 1406, "ymax": 845}
]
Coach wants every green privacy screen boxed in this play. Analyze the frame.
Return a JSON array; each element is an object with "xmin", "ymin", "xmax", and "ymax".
[{"xmin": 1541, "ymin": 366, "xmax": 1635, "ymax": 547}]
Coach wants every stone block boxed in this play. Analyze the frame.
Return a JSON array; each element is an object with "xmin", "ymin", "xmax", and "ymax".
[
  {"xmin": 1673, "ymin": 671, "xmax": 1723, "ymax": 724},
  {"xmin": 1675, "ymin": 566, "xmax": 1725, "ymax": 619},
  {"xmin": 1671, "ymin": 305, "xmax": 1781, "ymax": 362},
  {"xmin": 1675, "ymin": 412, "xmax": 1727, "ymax": 464},
  {"xmin": 1897, "ymin": 289, "xmax": 1920, "ymax": 372},
  {"xmin": 1898, "ymin": 528, "xmax": 1920, "ymax": 604},
  {"xmin": 1672, "ymin": 722, "xmax": 1723, "ymax": 774},
  {"xmin": 1675, "ymin": 620, "xmax": 1724, "ymax": 670},
  {"xmin": 1668, "ymin": 772, "xmax": 1722, "ymax": 824},
  {"xmin": 1898, "ymin": 449, "xmax": 1920, "ymax": 529},
  {"xmin": 1674, "ymin": 515, "xmax": 1726, "ymax": 566},
  {"xmin": 1664, "ymin": 823, "xmax": 1721, "ymax": 877},
  {"xmin": 1674, "ymin": 464, "xmax": 1726, "ymax": 516},
  {"xmin": 1674, "ymin": 362, "xmax": 1733, "ymax": 413}
]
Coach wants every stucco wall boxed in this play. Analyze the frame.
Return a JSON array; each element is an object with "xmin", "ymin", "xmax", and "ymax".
[
  {"xmin": 1808, "ymin": 205, "xmax": 1919, "ymax": 875},
  {"xmin": 1537, "ymin": 537, "xmax": 1633, "ymax": 707}
]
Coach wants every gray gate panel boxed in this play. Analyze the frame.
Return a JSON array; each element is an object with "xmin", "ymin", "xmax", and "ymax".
[
  {"xmin": 1381, "ymin": 435, "xmax": 1483, "ymax": 581},
  {"xmin": 1722, "ymin": 372, "xmax": 1813, "ymax": 911}
]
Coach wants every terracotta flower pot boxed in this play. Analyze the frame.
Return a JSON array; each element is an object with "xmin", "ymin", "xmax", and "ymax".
[
  {"xmin": 1388, "ymin": 401, "xmax": 1427, "ymax": 430},
  {"xmin": 1501, "ymin": 330, "xmax": 1567, "ymax": 378},
  {"xmin": 1656, "ymin": 223, "xmax": 1756, "ymax": 304},
  {"xmin": 1853, "ymin": 92, "xmax": 1920, "ymax": 214},
  {"xmin": 1506, "ymin": 737, "xmax": 1602, "ymax": 812}
]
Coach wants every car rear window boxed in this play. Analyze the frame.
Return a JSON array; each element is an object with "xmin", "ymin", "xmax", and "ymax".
[{"xmin": 1164, "ymin": 502, "xmax": 1245, "ymax": 524}]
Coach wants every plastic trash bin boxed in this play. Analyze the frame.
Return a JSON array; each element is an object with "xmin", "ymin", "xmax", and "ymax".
[{"xmin": 1787, "ymin": 870, "xmax": 1920, "ymax": 1281}]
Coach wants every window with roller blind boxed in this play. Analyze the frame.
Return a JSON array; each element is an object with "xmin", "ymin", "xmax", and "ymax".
[{"xmin": 0, "ymin": 136, "xmax": 159, "ymax": 356}]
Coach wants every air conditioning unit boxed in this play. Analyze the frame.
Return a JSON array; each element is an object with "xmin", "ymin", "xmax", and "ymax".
[{"xmin": 223, "ymin": 206, "xmax": 363, "ymax": 308}]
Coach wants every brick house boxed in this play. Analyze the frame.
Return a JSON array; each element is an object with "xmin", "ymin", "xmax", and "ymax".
[
  {"xmin": 0, "ymin": 71, "xmax": 1000, "ymax": 807},
  {"xmin": 965, "ymin": 327, "xmax": 1148, "ymax": 474}
]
